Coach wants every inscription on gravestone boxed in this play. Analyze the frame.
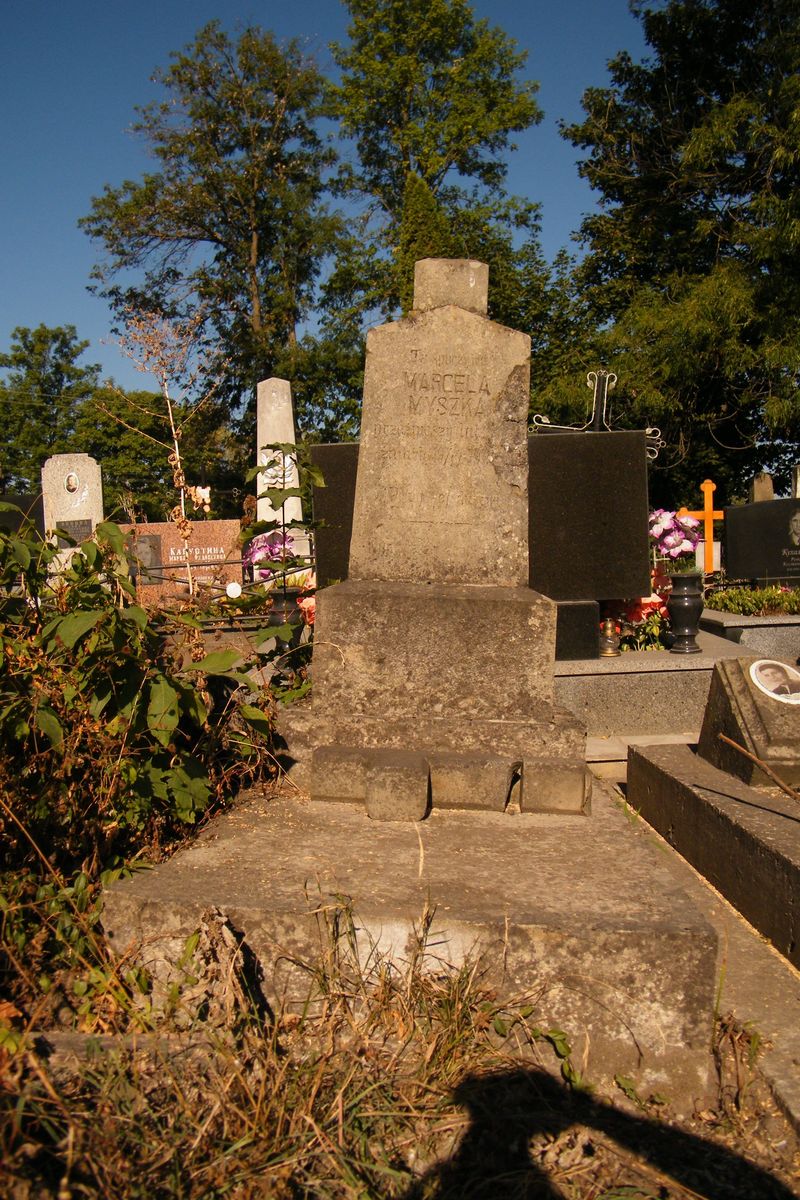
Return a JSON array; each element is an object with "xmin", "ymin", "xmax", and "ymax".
[
  {"xmin": 349, "ymin": 259, "xmax": 527, "ymax": 586},
  {"xmin": 724, "ymin": 498, "xmax": 800, "ymax": 584},
  {"xmin": 57, "ymin": 519, "xmax": 93, "ymax": 547}
]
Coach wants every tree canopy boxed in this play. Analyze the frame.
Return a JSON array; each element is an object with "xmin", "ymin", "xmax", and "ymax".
[
  {"xmin": 560, "ymin": 0, "xmax": 800, "ymax": 504},
  {"xmin": 0, "ymin": 326, "xmax": 100, "ymax": 493},
  {"xmin": 80, "ymin": 21, "xmax": 339, "ymax": 423},
  {"xmin": 326, "ymin": 0, "xmax": 546, "ymax": 324}
]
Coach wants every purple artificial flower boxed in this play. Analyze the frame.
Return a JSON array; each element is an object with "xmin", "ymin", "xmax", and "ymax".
[{"xmin": 243, "ymin": 530, "xmax": 294, "ymax": 579}]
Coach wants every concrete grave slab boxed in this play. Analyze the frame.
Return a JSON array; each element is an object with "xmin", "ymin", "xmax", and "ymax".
[
  {"xmin": 102, "ymin": 781, "xmax": 717, "ymax": 1106},
  {"xmin": 627, "ymin": 742, "xmax": 800, "ymax": 969}
]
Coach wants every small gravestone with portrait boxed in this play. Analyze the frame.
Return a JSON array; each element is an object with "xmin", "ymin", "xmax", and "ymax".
[
  {"xmin": 41, "ymin": 454, "xmax": 104, "ymax": 548},
  {"xmin": 697, "ymin": 656, "xmax": 800, "ymax": 788},
  {"xmin": 724, "ymin": 497, "xmax": 800, "ymax": 584}
]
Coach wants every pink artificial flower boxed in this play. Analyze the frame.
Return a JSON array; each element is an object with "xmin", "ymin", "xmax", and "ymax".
[{"xmin": 297, "ymin": 594, "xmax": 315, "ymax": 625}]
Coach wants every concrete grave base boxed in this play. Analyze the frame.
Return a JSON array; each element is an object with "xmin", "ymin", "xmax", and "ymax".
[
  {"xmin": 627, "ymin": 743, "xmax": 800, "ymax": 969},
  {"xmin": 103, "ymin": 782, "xmax": 717, "ymax": 1107}
]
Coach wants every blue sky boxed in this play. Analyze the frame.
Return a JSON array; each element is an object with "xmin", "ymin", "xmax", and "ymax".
[{"xmin": 1, "ymin": 0, "xmax": 647, "ymax": 391}]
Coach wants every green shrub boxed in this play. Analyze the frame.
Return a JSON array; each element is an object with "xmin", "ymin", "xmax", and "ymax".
[
  {"xmin": 705, "ymin": 586, "xmax": 800, "ymax": 617},
  {"xmin": 0, "ymin": 516, "xmax": 281, "ymax": 875}
]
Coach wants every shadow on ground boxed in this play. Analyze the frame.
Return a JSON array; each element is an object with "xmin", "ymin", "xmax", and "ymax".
[{"xmin": 403, "ymin": 1067, "xmax": 794, "ymax": 1199}]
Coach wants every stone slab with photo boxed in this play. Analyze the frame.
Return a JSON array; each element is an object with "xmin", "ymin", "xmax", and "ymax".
[
  {"xmin": 697, "ymin": 656, "xmax": 800, "ymax": 787},
  {"xmin": 120, "ymin": 519, "xmax": 242, "ymax": 604},
  {"xmin": 724, "ymin": 497, "xmax": 800, "ymax": 584},
  {"xmin": 41, "ymin": 454, "xmax": 104, "ymax": 544}
]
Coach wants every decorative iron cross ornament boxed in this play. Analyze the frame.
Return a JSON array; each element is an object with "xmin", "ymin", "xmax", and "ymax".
[
  {"xmin": 588, "ymin": 368, "xmax": 616, "ymax": 431},
  {"xmin": 531, "ymin": 367, "xmax": 664, "ymax": 460}
]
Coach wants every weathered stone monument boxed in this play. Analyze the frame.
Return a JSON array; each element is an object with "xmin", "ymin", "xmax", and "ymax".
[
  {"xmin": 256, "ymin": 377, "xmax": 310, "ymax": 562},
  {"xmin": 41, "ymin": 453, "xmax": 103, "ymax": 543},
  {"xmin": 105, "ymin": 261, "xmax": 722, "ymax": 1102},
  {"xmin": 284, "ymin": 259, "xmax": 588, "ymax": 816}
]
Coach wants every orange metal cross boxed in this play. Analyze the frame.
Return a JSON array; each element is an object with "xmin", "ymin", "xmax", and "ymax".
[{"xmin": 678, "ymin": 479, "xmax": 724, "ymax": 574}]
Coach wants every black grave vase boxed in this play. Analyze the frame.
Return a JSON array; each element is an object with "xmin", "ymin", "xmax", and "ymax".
[{"xmin": 667, "ymin": 570, "xmax": 703, "ymax": 655}]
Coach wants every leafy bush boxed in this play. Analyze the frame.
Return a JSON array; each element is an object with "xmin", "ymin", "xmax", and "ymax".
[
  {"xmin": 705, "ymin": 586, "xmax": 800, "ymax": 617},
  {"xmin": 0, "ymin": 516, "xmax": 280, "ymax": 874},
  {"xmin": 0, "ymin": 511, "xmax": 295, "ymax": 1017}
]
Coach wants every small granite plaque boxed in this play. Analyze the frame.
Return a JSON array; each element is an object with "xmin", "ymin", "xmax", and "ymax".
[
  {"xmin": 724, "ymin": 498, "xmax": 800, "ymax": 584},
  {"xmin": 57, "ymin": 519, "xmax": 93, "ymax": 547}
]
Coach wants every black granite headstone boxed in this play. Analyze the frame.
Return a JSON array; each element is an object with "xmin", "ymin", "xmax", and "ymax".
[
  {"xmin": 309, "ymin": 443, "xmax": 359, "ymax": 589},
  {"xmin": 527, "ymin": 431, "xmax": 650, "ymax": 601},
  {"xmin": 0, "ymin": 495, "xmax": 44, "ymax": 536},
  {"xmin": 724, "ymin": 499, "xmax": 800, "ymax": 584}
]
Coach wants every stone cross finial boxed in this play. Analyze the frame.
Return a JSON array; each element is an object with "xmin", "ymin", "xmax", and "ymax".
[{"xmin": 413, "ymin": 258, "xmax": 489, "ymax": 314}]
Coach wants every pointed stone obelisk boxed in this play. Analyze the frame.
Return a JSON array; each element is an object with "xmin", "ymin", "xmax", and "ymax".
[{"xmin": 283, "ymin": 259, "xmax": 588, "ymax": 819}]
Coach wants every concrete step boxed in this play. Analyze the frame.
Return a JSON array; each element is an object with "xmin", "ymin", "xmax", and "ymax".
[{"xmin": 627, "ymin": 743, "xmax": 800, "ymax": 972}]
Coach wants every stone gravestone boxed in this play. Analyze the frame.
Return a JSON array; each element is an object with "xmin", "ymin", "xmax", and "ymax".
[
  {"xmin": 256, "ymin": 377, "xmax": 310, "ymax": 562},
  {"xmin": 120, "ymin": 520, "xmax": 242, "ymax": 604},
  {"xmin": 749, "ymin": 471, "xmax": 775, "ymax": 503},
  {"xmin": 724, "ymin": 498, "xmax": 800, "ymax": 584},
  {"xmin": 41, "ymin": 453, "xmax": 103, "ymax": 544},
  {"xmin": 697, "ymin": 657, "xmax": 800, "ymax": 787},
  {"xmin": 284, "ymin": 259, "xmax": 588, "ymax": 817}
]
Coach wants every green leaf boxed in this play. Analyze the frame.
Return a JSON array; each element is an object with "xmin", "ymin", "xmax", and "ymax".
[
  {"xmin": 95, "ymin": 521, "xmax": 125, "ymax": 553},
  {"xmin": 10, "ymin": 536, "xmax": 31, "ymax": 569},
  {"xmin": 183, "ymin": 648, "xmax": 241, "ymax": 673},
  {"xmin": 492, "ymin": 1015, "xmax": 508, "ymax": 1037},
  {"xmin": 121, "ymin": 605, "xmax": 148, "ymax": 630},
  {"xmin": 546, "ymin": 1029, "xmax": 572, "ymax": 1059},
  {"xmin": 147, "ymin": 677, "xmax": 180, "ymax": 746},
  {"xmin": 260, "ymin": 486, "xmax": 304, "ymax": 506},
  {"xmin": 33, "ymin": 707, "xmax": 63, "ymax": 747},
  {"xmin": 268, "ymin": 623, "xmax": 296, "ymax": 643},
  {"xmin": 164, "ymin": 611, "xmax": 203, "ymax": 629},
  {"xmin": 52, "ymin": 610, "xmax": 104, "ymax": 649},
  {"xmin": 238, "ymin": 704, "xmax": 273, "ymax": 737}
]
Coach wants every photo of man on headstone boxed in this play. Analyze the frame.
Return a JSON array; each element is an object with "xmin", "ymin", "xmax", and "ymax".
[
  {"xmin": 750, "ymin": 659, "xmax": 800, "ymax": 703},
  {"xmin": 789, "ymin": 510, "xmax": 800, "ymax": 546}
]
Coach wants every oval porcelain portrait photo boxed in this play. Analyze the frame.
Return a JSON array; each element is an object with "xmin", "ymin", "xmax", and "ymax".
[{"xmin": 749, "ymin": 659, "xmax": 800, "ymax": 704}]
